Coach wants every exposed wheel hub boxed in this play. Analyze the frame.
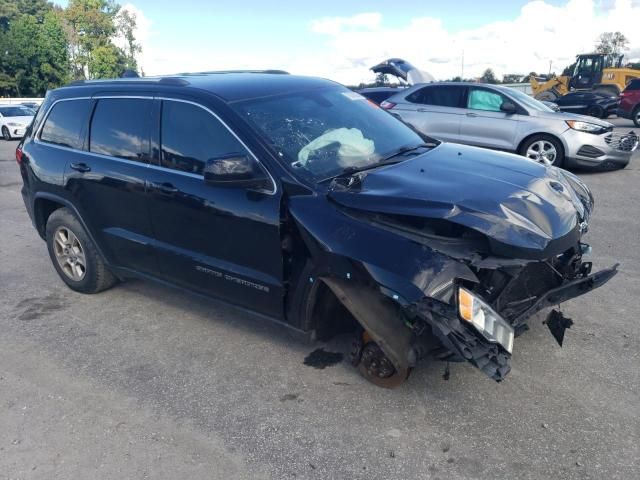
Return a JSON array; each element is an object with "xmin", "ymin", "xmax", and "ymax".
[{"xmin": 352, "ymin": 332, "xmax": 411, "ymax": 388}]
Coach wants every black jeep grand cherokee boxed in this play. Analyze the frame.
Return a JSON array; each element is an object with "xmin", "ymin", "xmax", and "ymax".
[{"xmin": 17, "ymin": 72, "xmax": 617, "ymax": 387}]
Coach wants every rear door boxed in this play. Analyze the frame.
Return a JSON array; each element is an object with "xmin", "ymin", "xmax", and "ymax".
[
  {"xmin": 458, "ymin": 87, "xmax": 521, "ymax": 151},
  {"xmin": 62, "ymin": 96, "xmax": 159, "ymax": 275},
  {"xmin": 144, "ymin": 98, "xmax": 284, "ymax": 319},
  {"xmin": 391, "ymin": 85, "xmax": 465, "ymax": 142}
]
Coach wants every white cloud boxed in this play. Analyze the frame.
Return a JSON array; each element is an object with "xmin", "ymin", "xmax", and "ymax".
[
  {"xmin": 311, "ymin": 12, "xmax": 382, "ymax": 35},
  {"xmin": 303, "ymin": 0, "xmax": 640, "ymax": 84},
  {"xmin": 126, "ymin": 0, "xmax": 640, "ymax": 85}
]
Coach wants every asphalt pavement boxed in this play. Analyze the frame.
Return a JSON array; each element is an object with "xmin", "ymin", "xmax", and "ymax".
[{"xmin": 0, "ymin": 118, "xmax": 638, "ymax": 479}]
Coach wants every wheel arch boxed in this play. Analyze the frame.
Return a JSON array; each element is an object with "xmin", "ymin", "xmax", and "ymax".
[
  {"xmin": 517, "ymin": 131, "xmax": 567, "ymax": 159},
  {"xmin": 32, "ymin": 192, "xmax": 109, "ymax": 263}
]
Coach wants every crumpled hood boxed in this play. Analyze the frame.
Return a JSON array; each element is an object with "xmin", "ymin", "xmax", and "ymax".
[{"xmin": 328, "ymin": 143, "xmax": 593, "ymax": 256}]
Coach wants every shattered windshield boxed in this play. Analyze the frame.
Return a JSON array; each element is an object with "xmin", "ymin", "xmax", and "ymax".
[{"xmin": 231, "ymin": 86, "xmax": 428, "ymax": 182}]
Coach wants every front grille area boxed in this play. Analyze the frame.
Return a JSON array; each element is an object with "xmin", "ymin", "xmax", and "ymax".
[
  {"xmin": 577, "ymin": 145, "xmax": 605, "ymax": 158},
  {"xmin": 605, "ymin": 132, "xmax": 639, "ymax": 152}
]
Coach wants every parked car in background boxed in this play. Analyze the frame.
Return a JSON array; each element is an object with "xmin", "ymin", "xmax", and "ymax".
[
  {"xmin": 356, "ymin": 58, "xmax": 433, "ymax": 105},
  {"xmin": 17, "ymin": 72, "xmax": 617, "ymax": 387},
  {"xmin": 382, "ymin": 82, "xmax": 638, "ymax": 169},
  {"xmin": 0, "ymin": 104, "xmax": 35, "ymax": 140},
  {"xmin": 21, "ymin": 102, "xmax": 40, "ymax": 110},
  {"xmin": 358, "ymin": 86, "xmax": 407, "ymax": 105},
  {"xmin": 617, "ymin": 78, "xmax": 640, "ymax": 127},
  {"xmin": 552, "ymin": 91, "xmax": 618, "ymax": 118}
]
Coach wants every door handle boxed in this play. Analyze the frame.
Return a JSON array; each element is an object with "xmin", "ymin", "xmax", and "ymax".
[
  {"xmin": 69, "ymin": 162, "xmax": 91, "ymax": 173},
  {"xmin": 417, "ymin": 108, "xmax": 429, "ymax": 112},
  {"xmin": 466, "ymin": 112, "xmax": 478, "ymax": 117},
  {"xmin": 149, "ymin": 181, "xmax": 178, "ymax": 194}
]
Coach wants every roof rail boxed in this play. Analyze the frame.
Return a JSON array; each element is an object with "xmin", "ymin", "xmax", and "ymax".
[
  {"xmin": 65, "ymin": 77, "xmax": 190, "ymax": 87},
  {"xmin": 175, "ymin": 69, "xmax": 290, "ymax": 76}
]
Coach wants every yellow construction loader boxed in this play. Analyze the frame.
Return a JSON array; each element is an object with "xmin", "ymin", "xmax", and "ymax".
[{"xmin": 530, "ymin": 53, "xmax": 640, "ymax": 101}]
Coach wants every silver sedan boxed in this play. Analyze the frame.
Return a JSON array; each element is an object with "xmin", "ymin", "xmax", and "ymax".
[{"xmin": 381, "ymin": 82, "xmax": 638, "ymax": 169}]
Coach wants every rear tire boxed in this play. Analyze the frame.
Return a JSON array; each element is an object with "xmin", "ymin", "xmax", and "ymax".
[
  {"xmin": 2, "ymin": 126, "xmax": 11, "ymax": 141},
  {"xmin": 518, "ymin": 134, "xmax": 564, "ymax": 167},
  {"xmin": 633, "ymin": 106, "xmax": 640, "ymax": 128},
  {"xmin": 45, "ymin": 208, "xmax": 117, "ymax": 294}
]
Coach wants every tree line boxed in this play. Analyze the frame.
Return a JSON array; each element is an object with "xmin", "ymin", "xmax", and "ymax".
[{"xmin": 0, "ymin": 0, "xmax": 140, "ymax": 97}]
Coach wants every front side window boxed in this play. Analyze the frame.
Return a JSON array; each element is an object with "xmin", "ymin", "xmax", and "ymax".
[
  {"xmin": 232, "ymin": 86, "xmax": 430, "ymax": 182},
  {"xmin": 89, "ymin": 98, "xmax": 152, "ymax": 162},
  {"xmin": 407, "ymin": 86, "xmax": 463, "ymax": 107},
  {"xmin": 467, "ymin": 88, "xmax": 506, "ymax": 112},
  {"xmin": 40, "ymin": 99, "xmax": 91, "ymax": 149},
  {"xmin": 160, "ymin": 100, "xmax": 247, "ymax": 175}
]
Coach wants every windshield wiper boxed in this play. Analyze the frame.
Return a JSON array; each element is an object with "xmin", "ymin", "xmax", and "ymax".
[
  {"xmin": 318, "ymin": 143, "xmax": 433, "ymax": 184},
  {"xmin": 381, "ymin": 143, "xmax": 431, "ymax": 163}
]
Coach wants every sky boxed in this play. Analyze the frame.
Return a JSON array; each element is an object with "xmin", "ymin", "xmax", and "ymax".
[{"xmin": 54, "ymin": 0, "xmax": 640, "ymax": 84}]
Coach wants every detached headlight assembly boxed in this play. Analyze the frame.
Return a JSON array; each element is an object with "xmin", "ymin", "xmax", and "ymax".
[
  {"xmin": 458, "ymin": 287, "xmax": 514, "ymax": 353},
  {"xmin": 565, "ymin": 120, "xmax": 609, "ymax": 135}
]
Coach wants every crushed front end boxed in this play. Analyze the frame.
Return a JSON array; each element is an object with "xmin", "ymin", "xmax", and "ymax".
[
  {"xmin": 403, "ymin": 247, "xmax": 618, "ymax": 381},
  {"xmin": 320, "ymin": 145, "xmax": 619, "ymax": 384}
]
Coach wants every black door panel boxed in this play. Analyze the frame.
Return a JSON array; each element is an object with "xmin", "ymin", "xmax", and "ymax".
[
  {"xmin": 64, "ymin": 97, "xmax": 158, "ymax": 274},
  {"xmin": 147, "ymin": 99, "xmax": 284, "ymax": 319}
]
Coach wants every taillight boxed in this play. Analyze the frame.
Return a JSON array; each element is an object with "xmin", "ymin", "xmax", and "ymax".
[
  {"xmin": 380, "ymin": 101, "xmax": 396, "ymax": 110},
  {"xmin": 15, "ymin": 146, "xmax": 23, "ymax": 164}
]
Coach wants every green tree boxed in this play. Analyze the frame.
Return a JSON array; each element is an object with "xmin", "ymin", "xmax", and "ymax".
[
  {"xmin": 502, "ymin": 74, "xmax": 523, "ymax": 84},
  {"xmin": 63, "ymin": 0, "xmax": 122, "ymax": 79},
  {"xmin": 0, "ymin": 11, "xmax": 68, "ymax": 95},
  {"xmin": 595, "ymin": 31, "xmax": 629, "ymax": 56},
  {"xmin": 0, "ymin": 0, "xmax": 52, "ymax": 30},
  {"xmin": 88, "ymin": 43, "xmax": 126, "ymax": 78},
  {"xmin": 116, "ymin": 8, "xmax": 140, "ymax": 71},
  {"xmin": 480, "ymin": 68, "xmax": 497, "ymax": 84}
]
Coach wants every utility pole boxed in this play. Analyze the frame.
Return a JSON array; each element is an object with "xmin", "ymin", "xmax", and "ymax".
[{"xmin": 461, "ymin": 50, "xmax": 464, "ymax": 79}]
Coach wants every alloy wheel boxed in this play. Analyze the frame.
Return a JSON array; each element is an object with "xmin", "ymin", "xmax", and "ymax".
[
  {"xmin": 525, "ymin": 140, "xmax": 557, "ymax": 166},
  {"xmin": 53, "ymin": 226, "xmax": 87, "ymax": 281}
]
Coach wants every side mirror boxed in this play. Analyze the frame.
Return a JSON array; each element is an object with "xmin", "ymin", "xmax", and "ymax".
[
  {"xmin": 500, "ymin": 101, "xmax": 517, "ymax": 114},
  {"xmin": 203, "ymin": 153, "xmax": 270, "ymax": 190}
]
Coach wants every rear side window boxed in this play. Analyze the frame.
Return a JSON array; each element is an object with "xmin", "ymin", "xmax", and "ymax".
[
  {"xmin": 625, "ymin": 79, "xmax": 640, "ymax": 91},
  {"xmin": 89, "ymin": 98, "xmax": 152, "ymax": 162},
  {"xmin": 40, "ymin": 99, "xmax": 91, "ymax": 149},
  {"xmin": 160, "ymin": 100, "xmax": 246, "ymax": 175},
  {"xmin": 406, "ymin": 86, "xmax": 463, "ymax": 107}
]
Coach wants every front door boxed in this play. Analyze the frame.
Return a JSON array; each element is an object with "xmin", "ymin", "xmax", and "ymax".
[
  {"xmin": 145, "ymin": 98, "xmax": 284, "ymax": 319},
  {"xmin": 458, "ymin": 87, "xmax": 520, "ymax": 151}
]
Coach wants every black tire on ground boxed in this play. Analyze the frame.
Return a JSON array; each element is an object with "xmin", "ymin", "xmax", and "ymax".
[
  {"xmin": 45, "ymin": 208, "xmax": 117, "ymax": 294},
  {"xmin": 633, "ymin": 106, "xmax": 640, "ymax": 128},
  {"xmin": 586, "ymin": 105, "xmax": 605, "ymax": 118},
  {"xmin": 2, "ymin": 126, "xmax": 10, "ymax": 140},
  {"xmin": 518, "ymin": 134, "xmax": 565, "ymax": 167}
]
